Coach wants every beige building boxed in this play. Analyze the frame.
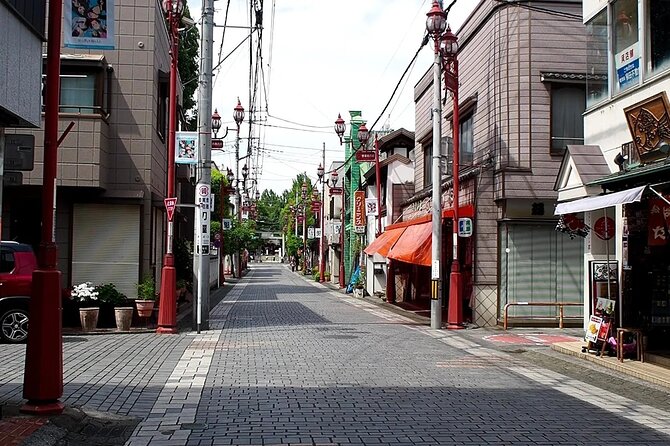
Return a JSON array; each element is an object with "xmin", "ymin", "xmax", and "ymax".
[{"xmin": 4, "ymin": 0, "xmax": 188, "ymax": 298}]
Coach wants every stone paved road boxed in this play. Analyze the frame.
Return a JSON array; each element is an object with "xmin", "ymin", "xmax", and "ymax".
[{"xmin": 2, "ymin": 263, "xmax": 670, "ymax": 445}]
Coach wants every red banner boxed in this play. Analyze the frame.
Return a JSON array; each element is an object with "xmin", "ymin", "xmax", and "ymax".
[{"xmin": 354, "ymin": 191, "xmax": 366, "ymax": 227}]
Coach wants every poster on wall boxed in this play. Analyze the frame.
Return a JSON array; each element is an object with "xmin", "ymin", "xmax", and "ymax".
[
  {"xmin": 365, "ymin": 198, "xmax": 378, "ymax": 216},
  {"xmin": 175, "ymin": 132, "xmax": 198, "ymax": 164},
  {"xmin": 65, "ymin": 0, "xmax": 115, "ymax": 50}
]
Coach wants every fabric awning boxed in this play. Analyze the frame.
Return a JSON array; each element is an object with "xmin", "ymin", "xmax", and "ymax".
[
  {"xmin": 387, "ymin": 221, "xmax": 433, "ymax": 266},
  {"xmin": 554, "ymin": 185, "xmax": 646, "ymax": 215},
  {"xmin": 363, "ymin": 227, "xmax": 406, "ymax": 257}
]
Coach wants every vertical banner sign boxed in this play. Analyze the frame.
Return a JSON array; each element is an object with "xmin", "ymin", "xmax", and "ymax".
[
  {"xmin": 354, "ymin": 191, "xmax": 366, "ymax": 233},
  {"xmin": 65, "ymin": 0, "xmax": 115, "ymax": 49},
  {"xmin": 308, "ymin": 227, "xmax": 315, "ymax": 239},
  {"xmin": 196, "ymin": 183, "xmax": 211, "ymax": 254},
  {"xmin": 615, "ymin": 42, "xmax": 640, "ymax": 90},
  {"xmin": 175, "ymin": 132, "xmax": 198, "ymax": 164}
]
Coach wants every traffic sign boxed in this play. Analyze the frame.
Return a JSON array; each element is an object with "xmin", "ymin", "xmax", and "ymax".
[
  {"xmin": 212, "ymin": 138, "xmax": 224, "ymax": 149},
  {"xmin": 214, "ymin": 233, "xmax": 221, "ymax": 241},
  {"xmin": 164, "ymin": 197, "xmax": 177, "ymax": 222},
  {"xmin": 355, "ymin": 150, "xmax": 376, "ymax": 162},
  {"xmin": 222, "ymin": 219, "xmax": 232, "ymax": 230}
]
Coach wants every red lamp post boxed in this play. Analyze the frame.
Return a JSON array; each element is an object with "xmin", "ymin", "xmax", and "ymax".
[
  {"xmin": 301, "ymin": 182, "xmax": 308, "ymax": 273},
  {"xmin": 156, "ymin": 0, "xmax": 185, "ymax": 335},
  {"xmin": 233, "ymin": 99, "xmax": 245, "ymax": 277},
  {"xmin": 441, "ymin": 26, "xmax": 463, "ymax": 329},
  {"xmin": 317, "ymin": 163, "xmax": 325, "ymax": 282},
  {"xmin": 22, "ymin": 0, "xmax": 65, "ymax": 414},
  {"xmin": 330, "ymin": 171, "xmax": 345, "ymax": 288}
]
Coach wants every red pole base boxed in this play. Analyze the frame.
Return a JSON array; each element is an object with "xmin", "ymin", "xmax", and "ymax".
[
  {"xmin": 23, "ymin": 268, "xmax": 63, "ymax": 414},
  {"xmin": 20, "ymin": 401, "xmax": 65, "ymax": 415},
  {"xmin": 447, "ymin": 270, "xmax": 464, "ymax": 330},
  {"xmin": 156, "ymin": 257, "xmax": 177, "ymax": 334}
]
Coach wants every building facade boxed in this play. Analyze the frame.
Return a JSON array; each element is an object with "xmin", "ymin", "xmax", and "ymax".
[
  {"xmin": 400, "ymin": 0, "xmax": 588, "ymax": 326},
  {"xmin": 3, "ymin": 0, "xmax": 186, "ymax": 298}
]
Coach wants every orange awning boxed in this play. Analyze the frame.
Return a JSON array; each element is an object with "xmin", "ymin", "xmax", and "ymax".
[
  {"xmin": 387, "ymin": 221, "xmax": 433, "ymax": 266},
  {"xmin": 364, "ymin": 227, "xmax": 406, "ymax": 257}
]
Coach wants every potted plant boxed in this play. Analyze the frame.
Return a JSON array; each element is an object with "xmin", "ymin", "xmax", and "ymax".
[
  {"xmin": 353, "ymin": 269, "xmax": 366, "ymax": 298},
  {"xmin": 97, "ymin": 283, "xmax": 132, "ymax": 331},
  {"xmin": 135, "ymin": 275, "xmax": 156, "ymax": 318},
  {"xmin": 71, "ymin": 282, "xmax": 100, "ymax": 331}
]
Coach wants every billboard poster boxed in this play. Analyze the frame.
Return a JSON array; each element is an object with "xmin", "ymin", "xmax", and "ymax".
[
  {"xmin": 65, "ymin": 0, "xmax": 115, "ymax": 50},
  {"xmin": 365, "ymin": 198, "xmax": 378, "ymax": 216},
  {"xmin": 176, "ymin": 132, "xmax": 198, "ymax": 164}
]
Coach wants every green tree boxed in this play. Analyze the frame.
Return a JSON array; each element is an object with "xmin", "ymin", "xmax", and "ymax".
[
  {"xmin": 257, "ymin": 189, "xmax": 285, "ymax": 232},
  {"xmin": 177, "ymin": 6, "xmax": 199, "ymax": 129}
]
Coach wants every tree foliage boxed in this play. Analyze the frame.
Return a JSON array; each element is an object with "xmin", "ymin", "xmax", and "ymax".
[
  {"xmin": 178, "ymin": 6, "xmax": 199, "ymax": 130},
  {"xmin": 257, "ymin": 189, "xmax": 285, "ymax": 232}
]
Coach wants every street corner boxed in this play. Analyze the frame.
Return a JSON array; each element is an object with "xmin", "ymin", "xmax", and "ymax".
[{"xmin": 482, "ymin": 332, "xmax": 583, "ymax": 347}]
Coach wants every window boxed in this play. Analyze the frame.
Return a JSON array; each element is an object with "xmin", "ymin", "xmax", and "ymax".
[
  {"xmin": 460, "ymin": 114, "xmax": 474, "ymax": 166},
  {"xmin": 648, "ymin": 0, "xmax": 670, "ymax": 77},
  {"xmin": 586, "ymin": 8, "xmax": 608, "ymax": 107},
  {"xmin": 612, "ymin": 0, "xmax": 639, "ymax": 94},
  {"xmin": 0, "ymin": 250, "xmax": 15, "ymax": 273},
  {"xmin": 157, "ymin": 72, "xmax": 169, "ymax": 140},
  {"xmin": 42, "ymin": 60, "xmax": 111, "ymax": 116},
  {"xmin": 423, "ymin": 143, "xmax": 433, "ymax": 186},
  {"xmin": 551, "ymin": 84, "xmax": 585, "ymax": 154}
]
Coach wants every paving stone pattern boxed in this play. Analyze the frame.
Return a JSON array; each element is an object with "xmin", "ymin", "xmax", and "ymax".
[
  {"xmin": 185, "ymin": 265, "xmax": 670, "ymax": 446},
  {"xmin": 1, "ymin": 264, "xmax": 669, "ymax": 446}
]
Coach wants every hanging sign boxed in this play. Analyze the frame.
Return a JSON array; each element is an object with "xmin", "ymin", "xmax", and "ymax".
[
  {"xmin": 355, "ymin": 150, "xmax": 376, "ymax": 162},
  {"xmin": 458, "ymin": 218, "xmax": 473, "ymax": 237},
  {"xmin": 176, "ymin": 132, "xmax": 198, "ymax": 164},
  {"xmin": 308, "ymin": 227, "xmax": 315, "ymax": 239},
  {"xmin": 354, "ymin": 191, "xmax": 366, "ymax": 229},
  {"xmin": 65, "ymin": 0, "xmax": 115, "ymax": 50},
  {"xmin": 329, "ymin": 187, "xmax": 343, "ymax": 195}
]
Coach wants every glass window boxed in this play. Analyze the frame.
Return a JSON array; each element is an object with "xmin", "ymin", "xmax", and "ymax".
[
  {"xmin": 423, "ymin": 144, "xmax": 432, "ymax": 187},
  {"xmin": 0, "ymin": 250, "xmax": 15, "ymax": 273},
  {"xmin": 613, "ymin": 0, "xmax": 640, "ymax": 94},
  {"xmin": 551, "ymin": 84, "xmax": 585, "ymax": 154},
  {"xmin": 647, "ymin": 0, "xmax": 670, "ymax": 77},
  {"xmin": 459, "ymin": 114, "xmax": 474, "ymax": 166},
  {"xmin": 586, "ymin": 8, "xmax": 608, "ymax": 107},
  {"xmin": 60, "ymin": 74, "xmax": 96, "ymax": 113}
]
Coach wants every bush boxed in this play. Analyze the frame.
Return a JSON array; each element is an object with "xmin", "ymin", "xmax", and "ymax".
[
  {"xmin": 137, "ymin": 275, "xmax": 156, "ymax": 300},
  {"xmin": 96, "ymin": 283, "xmax": 127, "ymax": 307},
  {"xmin": 312, "ymin": 268, "xmax": 320, "ymax": 281}
]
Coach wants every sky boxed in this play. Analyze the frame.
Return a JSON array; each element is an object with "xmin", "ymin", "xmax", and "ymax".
[{"xmin": 185, "ymin": 0, "xmax": 478, "ymax": 197}]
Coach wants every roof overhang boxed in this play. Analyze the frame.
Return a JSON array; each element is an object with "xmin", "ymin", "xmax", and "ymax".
[{"xmin": 554, "ymin": 185, "xmax": 646, "ymax": 215}]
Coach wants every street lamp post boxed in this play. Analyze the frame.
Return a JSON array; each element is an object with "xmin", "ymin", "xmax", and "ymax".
[
  {"xmin": 301, "ymin": 182, "xmax": 308, "ymax": 273},
  {"xmin": 426, "ymin": 0, "xmax": 447, "ymax": 330},
  {"xmin": 157, "ymin": 0, "xmax": 185, "ymax": 335},
  {"xmin": 22, "ymin": 0, "xmax": 65, "ymax": 414},
  {"xmin": 317, "ymin": 163, "xmax": 325, "ymax": 282},
  {"xmin": 233, "ymin": 99, "xmax": 245, "ymax": 277},
  {"xmin": 441, "ymin": 26, "xmax": 463, "ymax": 329},
  {"xmin": 330, "ymin": 170, "xmax": 345, "ymax": 288}
]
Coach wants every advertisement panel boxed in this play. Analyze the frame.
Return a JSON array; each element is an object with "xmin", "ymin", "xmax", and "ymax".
[
  {"xmin": 354, "ymin": 191, "xmax": 366, "ymax": 231},
  {"xmin": 176, "ymin": 132, "xmax": 198, "ymax": 164},
  {"xmin": 65, "ymin": 0, "xmax": 115, "ymax": 49}
]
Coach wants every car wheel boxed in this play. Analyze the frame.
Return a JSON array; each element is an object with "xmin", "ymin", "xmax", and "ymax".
[{"xmin": 1, "ymin": 309, "xmax": 29, "ymax": 343}]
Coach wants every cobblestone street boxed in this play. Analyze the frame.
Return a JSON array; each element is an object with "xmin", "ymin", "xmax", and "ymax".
[{"xmin": 1, "ymin": 264, "xmax": 670, "ymax": 445}]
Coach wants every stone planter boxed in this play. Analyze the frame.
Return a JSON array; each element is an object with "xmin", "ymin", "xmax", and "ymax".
[
  {"xmin": 114, "ymin": 307, "xmax": 133, "ymax": 331},
  {"xmin": 353, "ymin": 288, "xmax": 364, "ymax": 299},
  {"xmin": 135, "ymin": 300, "xmax": 155, "ymax": 318},
  {"xmin": 79, "ymin": 307, "xmax": 100, "ymax": 331}
]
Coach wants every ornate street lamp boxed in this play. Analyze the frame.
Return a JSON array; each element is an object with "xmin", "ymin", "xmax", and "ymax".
[
  {"xmin": 426, "ymin": 0, "xmax": 446, "ymax": 330},
  {"xmin": 357, "ymin": 122, "xmax": 370, "ymax": 147},
  {"xmin": 317, "ymin": 163, "xmax": 326, "ymax": 282},
  {"xmin": 232, "ymin": 99, "xmax": 245, "ymax": 278},
  {"xmin": 156, "ymin": 0, "xmax": 185, "ymax": 335},
  {"xmin": 334, "ymin": 114, "xmax": 346, "ymax": 145},
  {"xmin": 330, "ymin": 170, "xmax": 345, "ymax": 288},
  {"xmin": 211, "ymin": 109, "xmax": 222, "ymax": 137}
]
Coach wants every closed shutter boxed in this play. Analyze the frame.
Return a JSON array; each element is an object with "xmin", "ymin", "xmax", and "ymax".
[
  {"xmin": 499, "ymin": 223, "xmax": 583, "ymax": 318},
  {"xmin": 72, "ymin": 204, "xmax": 140, "ymax": 299}
]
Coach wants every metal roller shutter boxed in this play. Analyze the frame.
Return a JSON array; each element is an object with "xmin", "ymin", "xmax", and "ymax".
[{"xmin": 72, "ymin": 204, "xmax": 140, "ymax": 299}]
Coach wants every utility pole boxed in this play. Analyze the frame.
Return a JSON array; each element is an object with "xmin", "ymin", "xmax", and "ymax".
[{"xmin": 193, "ymin": 0, "xmax": 215, "ymax": 333}]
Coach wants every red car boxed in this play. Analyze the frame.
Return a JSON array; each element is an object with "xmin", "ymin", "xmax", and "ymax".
[{"xmin": 0, "ymin": 242, "xmax": 37, "ymax": 343}]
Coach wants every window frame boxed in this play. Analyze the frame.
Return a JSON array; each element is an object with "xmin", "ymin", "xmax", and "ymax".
[
  {"xmin": 549, "ymin": 82, "xmax": 586, "ymax": 156},
  {"xmin": 41, "ymin": 58, "xmax": 111, "ymax": 117}
]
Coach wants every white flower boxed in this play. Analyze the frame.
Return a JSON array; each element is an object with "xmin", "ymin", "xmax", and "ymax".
[{"xmin": 71, "ymin": 282, "xmax": 100, "ymax": 302}]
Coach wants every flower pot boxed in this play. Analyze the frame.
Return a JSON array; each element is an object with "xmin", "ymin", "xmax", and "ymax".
[
  {"xmin": 79, "ymin": 307, "xmax": 100, "ymax": 331},
  {"xmin": 353, "ymin": 288, "xmax": 364, "ymax": 299},
  {"xmin": 135, "ymin": 300, "xmax": 155, "ymax": 318},
  {"xmin": 114, "ymin": 307, "xmax": 134, "ymax": 331}
]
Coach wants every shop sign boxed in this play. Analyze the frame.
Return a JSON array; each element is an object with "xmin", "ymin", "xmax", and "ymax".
[
  {"xmin": 355, "ymin": 150, "xmax": 376, "ymax": 162},
  {"xmin": 585, "ymin": 315, "xmax": 602, "ymax": 343},
  {"xmin": 308, "ymin": 227, "xmax": 315, "ymax": 239},
  {"xmin": 354, "ymin": 191, "xmax": 366, "ymax": 228},
  {"xmin": 615, "ymin": 42, "xmax": 640, "ymax": 90},
  {"xmin": 458, "ymin": 218, "xmax": 473, "ymax": 237},
  {"xmin": 624, "ymin": 92, "xmax": 670, "ymax": 163},
  {"xmin": 329, "ymin": 187, "xmax": 343, "ymax": 195}
]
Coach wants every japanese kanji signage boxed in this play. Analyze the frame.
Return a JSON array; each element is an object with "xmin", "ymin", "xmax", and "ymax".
[{"xmin": 164, "ymin": 198, "xmax": 177, "ymax": 222}]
